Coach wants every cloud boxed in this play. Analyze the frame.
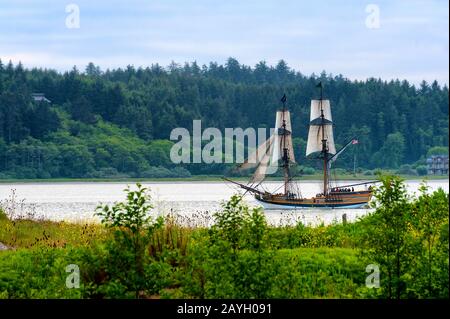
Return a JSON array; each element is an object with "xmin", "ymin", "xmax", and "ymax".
[{"xmin": 0, "ymin": 0, "xmax": 447, "ymax": 85}]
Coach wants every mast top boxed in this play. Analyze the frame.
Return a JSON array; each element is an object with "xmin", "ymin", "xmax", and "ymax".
[
  {"xmin": 280, "ymin": 93, "xmax": 287, "ymax": 112},
  {"xmin": 316, "ymin": 81, "xmax": 323, "ymax": 101},
  {"xmin": 316, "ymin": 82, "xmax": 324, "ymax": 115}
]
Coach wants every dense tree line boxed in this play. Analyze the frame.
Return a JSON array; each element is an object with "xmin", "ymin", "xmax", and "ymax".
[{"xmin": 0, "ymin": 59, "xmax": 448, "ymax": 178}]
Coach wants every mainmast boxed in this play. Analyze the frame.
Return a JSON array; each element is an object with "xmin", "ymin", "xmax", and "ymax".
[
  {"xmin": 318, "ymin": 83, "xmax": 329, "ymax": 195},
  {"xmin": 280, "ymin": 94, "xmax": 291, "ymax": 196},
  {"xmin": 305, "ymin": 82, "xmax": 336, "ymax": 196}
]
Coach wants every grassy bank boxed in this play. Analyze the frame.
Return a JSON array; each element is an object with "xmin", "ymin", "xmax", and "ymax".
[
  {"xmin": 0, "ymin": 245, "xmax": 365, "ymax": 299},
  {"xmin": 0, "ymin": 214, "xmax": 107, "ymax": 249},
  {"xmin": 0, "ymin": 213, "xmax": 368, "ymax": 298},
  {"xmin": 0, "ymin": 177, "xmax": 448, "ymax": 299}
]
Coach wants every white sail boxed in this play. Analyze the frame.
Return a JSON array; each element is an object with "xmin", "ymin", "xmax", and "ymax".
[
  {"xmin": 240, "ymin": 135, "xmax": 274, "ymax": 170},
  {"xmin": 272, "ymin": 110, "xmax": 296, "ymax": 163},
  {"xmin": 241, "ymin": 107, "xmax": 296, "ymax": 183},
  {"xmin": 251, "ymin": 140, "xmax": 275, "ymax": 183},
  {"xmin": 306, "ymin": 99, "xmax": 336, "ymax": 156},
  {"xmin": 310, "ymin": 99, "xmax": 332, "ymax": 122}
]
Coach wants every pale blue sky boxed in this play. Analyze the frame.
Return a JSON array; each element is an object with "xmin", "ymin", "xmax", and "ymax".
[{"xmin": 0, "ymin": 0, "xmax": 448, "ymax": 85}]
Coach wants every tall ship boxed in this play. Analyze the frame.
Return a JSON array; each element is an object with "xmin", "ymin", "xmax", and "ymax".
[{"xmin": 225, "ymin": 83, "xmax": 375, "ymax": 209}]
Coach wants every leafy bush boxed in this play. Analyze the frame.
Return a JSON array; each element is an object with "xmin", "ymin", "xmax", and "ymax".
[
  {"xmin": 333, "ymin": 168, "xmax": 348, "ymax": 175},
  {"xmin": 172, "ymin": 167, "xmax": 191, "ymax": 178},
  {"xmin": 210, "ymin": 195, "xmax": 267, "ymax": 252},
  {"xmin": 427, "ymin": 146, "xmax": 449, "ymax": 157},
  {"xmin": 396, "ymin": 164, "xmax": 418, "ymax": 176},
  {"xmin": 416, "ymin": 165, "xmax": 427, "ymax": 176},
  {"xmin": 360, "ymin": 177, "xmax": 449, "ymax": 298},
  {"xmin": 0, "ymin": 247, "xmax": 88, "ymax": 298},
  {"xmin": 88, "ymin": 167, "xmax": 130, "ymax": 178},
  {"xmin": 0, "ymin": 209, "xmax": 7, "ymax": 221},
  {"xmin": 301, "ymin": 167, "xmax": 316, "ymax": 175},
  {"xmin": 140, "ymin": 166, "xmax": 191, "ymax": 178},
  {"xmin": 95, "ymin": 183, "xmax": 164, "ymax": 298},
  {"xmin": 180, "ymin": 244, "xmax": 365, "ymax": 298},
  {"xmin": 407, "ymin": 185, "xmax": 449, "ymax": 298},
  {"xmin": 360, "ymin": 175, "xmax": 412, "ymax": 298}
]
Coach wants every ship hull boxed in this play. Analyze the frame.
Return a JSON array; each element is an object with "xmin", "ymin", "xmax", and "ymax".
[
  {"xmin": 256, "ymin": 198, "xmax": 368, "ymax": 209},
  {"xmin": 255, "ymin": 192, "xmax": 372, "ymax": 209}
]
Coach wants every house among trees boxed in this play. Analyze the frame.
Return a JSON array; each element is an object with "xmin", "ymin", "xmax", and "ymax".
[
  {"xmin": 31, "ymin": 93, "xmax": 51, "ymax": 103},
  {"xmin": 426, "ymin": 155, "xmax": 449, "ymax": 175}
]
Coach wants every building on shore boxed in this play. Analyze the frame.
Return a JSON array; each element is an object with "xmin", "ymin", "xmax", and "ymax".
[
  {"xmin": 31, "ymin": 93, "xmax": 51, "ymax": 103},
  {"xmin": 426, "ymin": 155, "xmax": 449, "ymax": 175}
]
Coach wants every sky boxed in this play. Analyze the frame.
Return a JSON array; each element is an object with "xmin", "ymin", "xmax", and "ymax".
[{"xmin": 0, "ymin": 0, "xmax": 448, "ymax": 85}]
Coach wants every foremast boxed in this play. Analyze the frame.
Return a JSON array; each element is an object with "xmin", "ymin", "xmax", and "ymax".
[
  {"xmin": 280, "ymin": 94, "xmax": 293, "ymax": 196},
  {"xmin": 228, "ymin": 94, "xmax": 297, "ymax": 198}
]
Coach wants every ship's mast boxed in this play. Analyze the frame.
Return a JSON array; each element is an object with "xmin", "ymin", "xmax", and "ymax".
[
  {"xmin": 280, "ymin": 95, "xmax": 291, "ymax": 196},
  {"xmin": 318, "ymin": 83, "xmax": 329, "ymax": 196}
]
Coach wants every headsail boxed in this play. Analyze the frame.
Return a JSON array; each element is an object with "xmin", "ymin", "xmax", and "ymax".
[
  {"xmin": 250, "ymin": 138, "xmax": 275, "ymax": 183},
  {"xmin": 239, "ymin": 135, "xmax": 275, "ymax": 170},
  {"xmin": 306, "ymin": 99, "xmax": 336, "ymax": 156}
]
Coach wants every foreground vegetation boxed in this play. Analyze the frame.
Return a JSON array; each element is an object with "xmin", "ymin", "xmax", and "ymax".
[{"xmin": 0, "ymin": 176, "xmax": 448, "ymax": 299}]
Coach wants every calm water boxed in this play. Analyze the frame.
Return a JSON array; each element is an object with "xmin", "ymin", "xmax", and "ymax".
[{"xmin": 0, "ymin": 180, "xmax": 448, "ymax": 226}]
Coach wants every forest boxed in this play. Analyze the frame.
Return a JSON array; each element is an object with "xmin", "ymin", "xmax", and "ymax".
[{"xmin": 0, "ymin": 58, "xmax": 448, "ymax": 179}]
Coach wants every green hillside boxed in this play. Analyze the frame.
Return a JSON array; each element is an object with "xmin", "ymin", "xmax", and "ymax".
[{"xmin": 0, "ymin": 59, "xmax": 448, "ymax": 179}]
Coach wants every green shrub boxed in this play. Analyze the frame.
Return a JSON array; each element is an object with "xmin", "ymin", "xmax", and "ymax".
[
  {"xmin": 0, "ymin": 209, "xmax": 7, "ymax": 221},
  {"xmin": 301, "ymin": 167, "xmax": 316, "ymax": 175},
  {"xmin": 396, "ymin": 164, "xmax": 417, "ymax": 176},
  {"xmin": 180, "ymin": 245, "xmax": 365, "ymax": 298},
  {"xmin": 268, "ymin": 248, "xmax": 365, "ymax": 298},
  {"xmin": 333, "ymin": 168, "xmax": 348, "ymax": 175},
  {"xmin": 426, "ymin": 146, "xmax": 448, "ymax": 157},
  {"xmin": 407, "ymin": 185, "xmax": 449, "ymax": 298},
  {"xmin": 416, "ymin": 165, "xmax": 428, "ymax": 176},
  {"xmin": 0, "ymin": 247, "xmax": 89, "ymax": 298},
  {"xmin": 140, "ymin": 166, "xmax": 191, "ymax": 178},
  {"xmin": 360, "ymin": 175, "xmax": 412, "ymax": 299},
  {"xmin": 95, "ymin": 183, "xmax": 165, "ymax": 298}
]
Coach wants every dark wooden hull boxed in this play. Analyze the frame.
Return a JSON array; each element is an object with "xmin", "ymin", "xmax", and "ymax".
[{"xmin": 255, "ymin": 191, "xmax": 372, "ymax": 209}]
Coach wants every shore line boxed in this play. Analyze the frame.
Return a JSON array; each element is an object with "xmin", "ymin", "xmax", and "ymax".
[{"xmin": 0, "ymin": 175, "xmax": 447, "ymax": 184}]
